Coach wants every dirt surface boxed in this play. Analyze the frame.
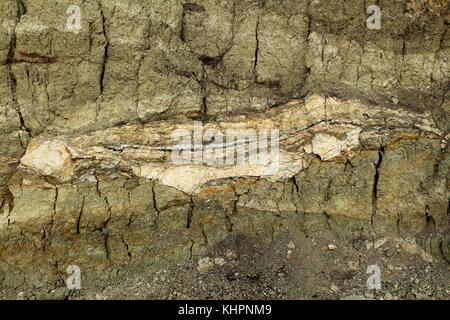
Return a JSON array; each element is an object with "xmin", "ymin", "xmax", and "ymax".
[{"xmin": 2, "ymin": 231, "xmax": 449, "ymax": 300}]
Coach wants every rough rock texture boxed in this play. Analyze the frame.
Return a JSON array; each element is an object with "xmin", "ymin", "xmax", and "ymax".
[{"xmin": 0, "ymin": 0, "xmax": 449, "ymax": 299}]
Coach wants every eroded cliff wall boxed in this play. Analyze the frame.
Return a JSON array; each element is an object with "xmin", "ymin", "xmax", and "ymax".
[{"xmin": 0, "ymin": 0, "xmax": 449, "ymax": 297}]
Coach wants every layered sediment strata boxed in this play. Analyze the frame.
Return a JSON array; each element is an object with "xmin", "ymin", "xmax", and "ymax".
[
  {"xmin": 1, "ymin": 95, "xmax": 449, "ymax": 289},
  {"xmin": 0, "ymin": 0, "xmax": 448, "ymax": 293}
]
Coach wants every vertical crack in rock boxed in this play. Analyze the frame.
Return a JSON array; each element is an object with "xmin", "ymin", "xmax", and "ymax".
[
  {"xmin": 371, "ymin": 147, "xmax": 385, "ymax": 232},
  {"xmin": 399, "ymin": 2, "xmax": 409, "ymax": 86},
  {"xmin": 188, "ymin": 240, "xmax": 195, "ymax": 260},
  {"xmin": 99, "ymin": 1, "xmax": 109, "ymax": 96},
  {"xmin": 126, "ymin": 190, "xmax": 134, "ymax": 228},
  {"xmin": 88, "ymin": 21, "xmax": 93, "ymax": 56},
  {"xmin": 304, "ymin": 0, "xmax": 313, "ymax": 85},
  {"xmin": 151, "ymin": 182, "xmax": 160, "ymax": 228},
  {"xmin": 253, "ymin": 15, "xmax": 260, "ymax": 81},
  {"xmin": 291, "ymin": 176, "xmax": 300, "ymax": 197},
  {"xmin": 94, "ymin": 173, "xmax": 111, "ymax": 261},
  {"xmin": 226, "ymin": 190, "xmax": 238, "ymax": 233},
  {"xmin": 323, "ymin": 212, "xmax": 332, "ymax": 231},
  {"xmin": 425, "ymin": 205, "xmax": 436, "ymax": 233},
  {"xmin": 135, "ymin": 15, "xmax": 151, "ymax": 121},
  {"xmin": 76, "ymin": 196, "xmax": 85, "ymax": 235},
  {"xmin": 16, "ymin": 0, "xmax": 27, "ymax": 15},
  {"xmin": 102, "ymin": 196, "xmax": 112, "ymax": 261},
  {"xmin": 0, "ymin": 197, "xmax": 12, "ymax": 227},
  {"xmin": 226, "ymin": 214, "xmax": 234, "ymax": 233},
  {"xmin": 187, "ymin": 196, "xmax": 194, "ymax": 229},
  {"xmin": 356, "ymin": 0, "xmax": 367, "ymax": 88},
  {"xmin": 43, "ymin": 187, "xmax": 58, "ymax": 252},
  {"xmin": 7, "ymin": 0, "xmax": 31, "ymax": 136},
  {"xmin": 199, "ymin": 65, "xmax": 208, "ymax": 121},
  {"xmin": 121, "ymin": 234, "xmax": 132, "ymax": 259},
  {"xmin": 180, "ymin": 8, "xmax": 186, "ymax": 43},
  {"xmin": 200, "ymin": 224, "xmax": 208, "ymax": 245}
]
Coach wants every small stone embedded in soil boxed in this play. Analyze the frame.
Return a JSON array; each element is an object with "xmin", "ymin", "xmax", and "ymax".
[
  {"xmin": 328, "ymin": 244, "xmax": 338, "ymax": 251},
  {"xmin": 214, "ymin": 257, "xmax": 226, "ymax": 266},
  {"xmin": 197, "ymin": 257, "xmax": 214, "ymax": 274},
  {"xmin": 331, "ymin": 284, "xmax": 340, "ymax": 293},
  {"xmin": 226, "ymin": 250, "xmax": 238, "ymax": 260},
  {"xmin": 287, "ymin": 250, "xmax": 293, "ymax": 259}
]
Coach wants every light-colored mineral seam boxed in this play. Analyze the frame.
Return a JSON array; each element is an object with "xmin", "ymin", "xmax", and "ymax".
[{"xmin": 16, "ymin": 95, "xmax": 443, "ymax": 194}]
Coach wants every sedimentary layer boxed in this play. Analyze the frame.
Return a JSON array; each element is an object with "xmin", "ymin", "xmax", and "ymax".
[{"xmin": 0, "ymin": 0, "xmax": 448, "ymax": 293}]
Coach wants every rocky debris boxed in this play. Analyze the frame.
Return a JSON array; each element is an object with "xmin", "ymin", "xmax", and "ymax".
[
  {"xmin": 328, "ymin": 244, "xmax": 338, "ymax": 251},
  {"xmin": 214, "ymin": 257, "xmax": 226, "ymax": 267},
  {"xmin": 2, "ymin": 232, "xmax": 447, "ymax": 300},
  {"xmin": 197, "ymin": 257, "xmax": 214, "ymax": 274}
]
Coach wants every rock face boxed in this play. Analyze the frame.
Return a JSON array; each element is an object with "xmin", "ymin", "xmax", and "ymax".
[{"xmin": 0, "ymin": 0, "xmax": 449, "ymax": 296}]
